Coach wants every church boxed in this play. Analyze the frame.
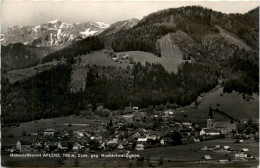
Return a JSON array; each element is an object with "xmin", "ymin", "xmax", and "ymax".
[{"xmin": 206, "ymin": 106, "xmax": 237, "ymax": 135}]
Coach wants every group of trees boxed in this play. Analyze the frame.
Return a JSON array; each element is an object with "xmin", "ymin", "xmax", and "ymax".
[
  {"xmin": 2, "ymin": 60, "xmax": 218, "ymax": 124},
  {"xmin": 105, "ymin": 6, "xmax": 220, "ymax": 56},
  {"xmin": 223, "ymin": 49, "xmax": 259, "ymax": 94},
  {"xmin": 43, "ymin": 36, "xmax": 104, "ymax": 63}
]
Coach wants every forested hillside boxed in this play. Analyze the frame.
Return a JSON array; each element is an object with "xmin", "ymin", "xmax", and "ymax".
[
  {"xmin": 42, "ymin": 36, "xmax": 104, "ymax": 63},
  {"xmin": 2, "ymin": 61, "xmax": 218, "ymax": 124}
]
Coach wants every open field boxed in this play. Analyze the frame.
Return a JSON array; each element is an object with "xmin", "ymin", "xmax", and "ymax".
[
  {"xmin": 2, "ymin": 115, "xmax": 109, "ymax": 145},
  {"xmin": 3, "ymin": 61, "xmax": 60, "ymax": 83},
  {"xmin": 172, "ymin": 86, "xmax": 259, "ymax": 122},
  {"xmin": 117, "ymin": 51, "xmax": 188, "ymax": 73},
  {"xmin": 133, "ymin": 139, "xmax": 259, "ymax": 161},
  {"xmin": 80, "ymin": 50, "xmax": 131, "ymax": 69}
]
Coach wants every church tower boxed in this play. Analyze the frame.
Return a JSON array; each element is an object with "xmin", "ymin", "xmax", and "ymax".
[{"xmin": 207, "ymin": 106, "xmax": 215, "ymax": 129}]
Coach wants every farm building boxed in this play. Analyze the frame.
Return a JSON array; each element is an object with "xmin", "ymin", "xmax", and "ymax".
[
  {"xmin": 202, "ymin": 155, "xmax": 212, "ymax": 162},
  {"xmin": 43, "ymin": 128, "xmax": 55, "ymax": 136}
]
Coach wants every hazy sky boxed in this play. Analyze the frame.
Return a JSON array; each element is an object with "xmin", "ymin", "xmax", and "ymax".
[{"xmin": 1, "ymin": 1, "xmax": 259, "ymax": 32}]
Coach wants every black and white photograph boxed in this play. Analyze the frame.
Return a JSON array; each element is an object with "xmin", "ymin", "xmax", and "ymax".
[{"xmin": 1, "ymin": 1, "xmax": 259, "ymax": 167}]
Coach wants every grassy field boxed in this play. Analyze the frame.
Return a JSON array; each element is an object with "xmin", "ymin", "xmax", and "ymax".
[
  {"xmin": 2, "ymin": 115, "xmax": 109, "ymax": 145},
  {"xmin": 80, "ymin": 50, "xmax": 131, "ymax": 69},
  {"xmin": 132, "ymin": 139, "xmax": 259, "ymax": 162},
  {"xmin": 4, "ymin": 61, "xmax": 60, "ymax": 83},
  {"xmin": 117, "ymin": 51, "xmax": 188, "ymax": 73},
  {"xmin": 172, "ymin": 86, "xmax": 259, "ymax": 122}
]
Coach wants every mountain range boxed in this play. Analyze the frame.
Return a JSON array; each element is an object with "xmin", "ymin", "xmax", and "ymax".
[{"xmin": 1, "ymin": 18, "xmax": 139, "ymax": 70}]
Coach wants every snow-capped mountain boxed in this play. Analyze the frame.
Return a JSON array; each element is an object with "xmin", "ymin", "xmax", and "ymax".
[
  {"xmin": 100, "ymin": 18, "xmax": 139, "ymax": 36},
  {"xmin": 2, "ymin": 19, "xmax": 110, "ymax": 47}
]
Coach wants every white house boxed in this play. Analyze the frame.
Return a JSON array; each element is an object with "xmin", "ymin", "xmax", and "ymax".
[
  {"xmin": 122, "ymin": 114, "xmax": 134, "ymax": 122},
  {"xmin": 202, "ymin": 155, "xmax": 212, "ymax": 162},
  {"xmin": 58, "ymin": 142, "xmax": 68, "ymax": 150},
  {"xmin": 118, "ymin": 144, "xmax": 124, "ymax": 149},
  {"xmin": 43, "ymin": 128, "xmax": 55, "ymax": 136},
  {"xmin": 241, "ymin": 148, "xmax": 249, "ymax": 152},
  {"xmin": 137, "ymin": 138, "xmax": 148, "ymax": 144},
  {"xmin": 200, "ymin": 128, "xmax": 220, "ymax": 136},
  {"xmin": 160, "ymin": 139, "xmax": 165, "ymax": 145},
  {"xmin": 135, "ymin": 144, "xmax": 144, "ymax": 150},
  {"xmin": 73, "ymin": 131, "xmax": 84, "ymax": 138}
]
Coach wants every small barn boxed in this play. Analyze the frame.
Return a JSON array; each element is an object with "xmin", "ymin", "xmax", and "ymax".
[{"xmin": 202, "ymin": 155, "xmax": 212, "ymax": 162}]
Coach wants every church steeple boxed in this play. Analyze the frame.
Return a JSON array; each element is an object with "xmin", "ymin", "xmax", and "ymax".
[
  {"xmin": 207, "ymin": 105, "xmax": 215, "ymax": 129},
  {"xmin": 208, "ymin": 106, "xmax": 214, "ymax": 119}
]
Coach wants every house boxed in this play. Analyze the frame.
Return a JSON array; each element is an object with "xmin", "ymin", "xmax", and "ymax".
[
  {"xmin": 137, "ymin": 138, "xmax": 148, "ymax": 144},
  {"xmin": 135, "ymin": 144, "xmax": 144, "ymax": 150},
  {"xmin": 160, "ymin": 139, "xmax": 165, "ymax": 145},
  {"xmin": 200, "ymin": 128, "xmax": 220, "ymax": 136},
  {"xmin": 122, "ymin": 114, "xmax": 134, "ymax": 122},
  {"xmin": 107, "ymin": 139, "xmax": 118, "ymax": 145},
  {"xmin": 146, "ymin": 134, "xmax": 158, "ymax": 141},
  {"xmin": 117, "ymin": 144, "xmax": 124, "ymax": 149},
  {"xmin": 43, "ymin": 128, "xmax": 55, "ymax": 136},
  {"xmin": 16, "ymin": 141, "xmax": 31, "ymax": 152},
  {"xmin": 112, "ymin": 57, "xmax": 119, "ymax": 62},
  {"xmin": 194, "ymin": 138, "xmax": 200, "ymax": 143},
  {"xmin": 132, "ymin": 132, "xmax": 141, "ymax": 138},
  {"xmin": 223, "ymin": 146, "xmax": 230, "ymax": 150},
  {"xmin": 182, "ymin": 122, "xmax": 192, "ymax": 129},
  {"xmin": 160, "ymin": 137, "xmax": 172, "ymax": 145},
  {"xmin": 73, "ymin": 142, "xmax": 84, "ymax": 150},
  {"xmin": 215, "ymin": 145, "xmax": 221, "ymax": 149},
  {"xmin": 35, "ymin": 141, "xmax": 43, "ymax": 149},
  {"xmin": 202, "ymin": 155, "xmax": 212, "ymax": 162},
  {"xmin": 146, "ymin": 131, "xmax": 166, "ymax": 141},
  {"xmin": 73, "ymin": 131, "xmax": 84, "ymax": 138},
  {"xmin": 241, "ymin": 148, "xmax": 249, "ymax": 152},
  {"xmin": 58, "ymin": 142, "xmax": 68, "ymax": 150}
]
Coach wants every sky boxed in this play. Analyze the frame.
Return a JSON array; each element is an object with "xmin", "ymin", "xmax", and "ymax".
[{"xmin": 1, "ymin": 1, "xmax": 259, "ymax": 32}]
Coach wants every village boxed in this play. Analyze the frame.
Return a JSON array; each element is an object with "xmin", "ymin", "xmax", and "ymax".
[{"xmin": 2, "ymin": 105, "xmax": 259, "ymax": 166}]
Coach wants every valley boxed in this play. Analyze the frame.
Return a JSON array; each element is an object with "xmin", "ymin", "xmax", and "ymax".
[{"xmin": 1, "ymin": 4, "xmax": 259, "ymax": 167}]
